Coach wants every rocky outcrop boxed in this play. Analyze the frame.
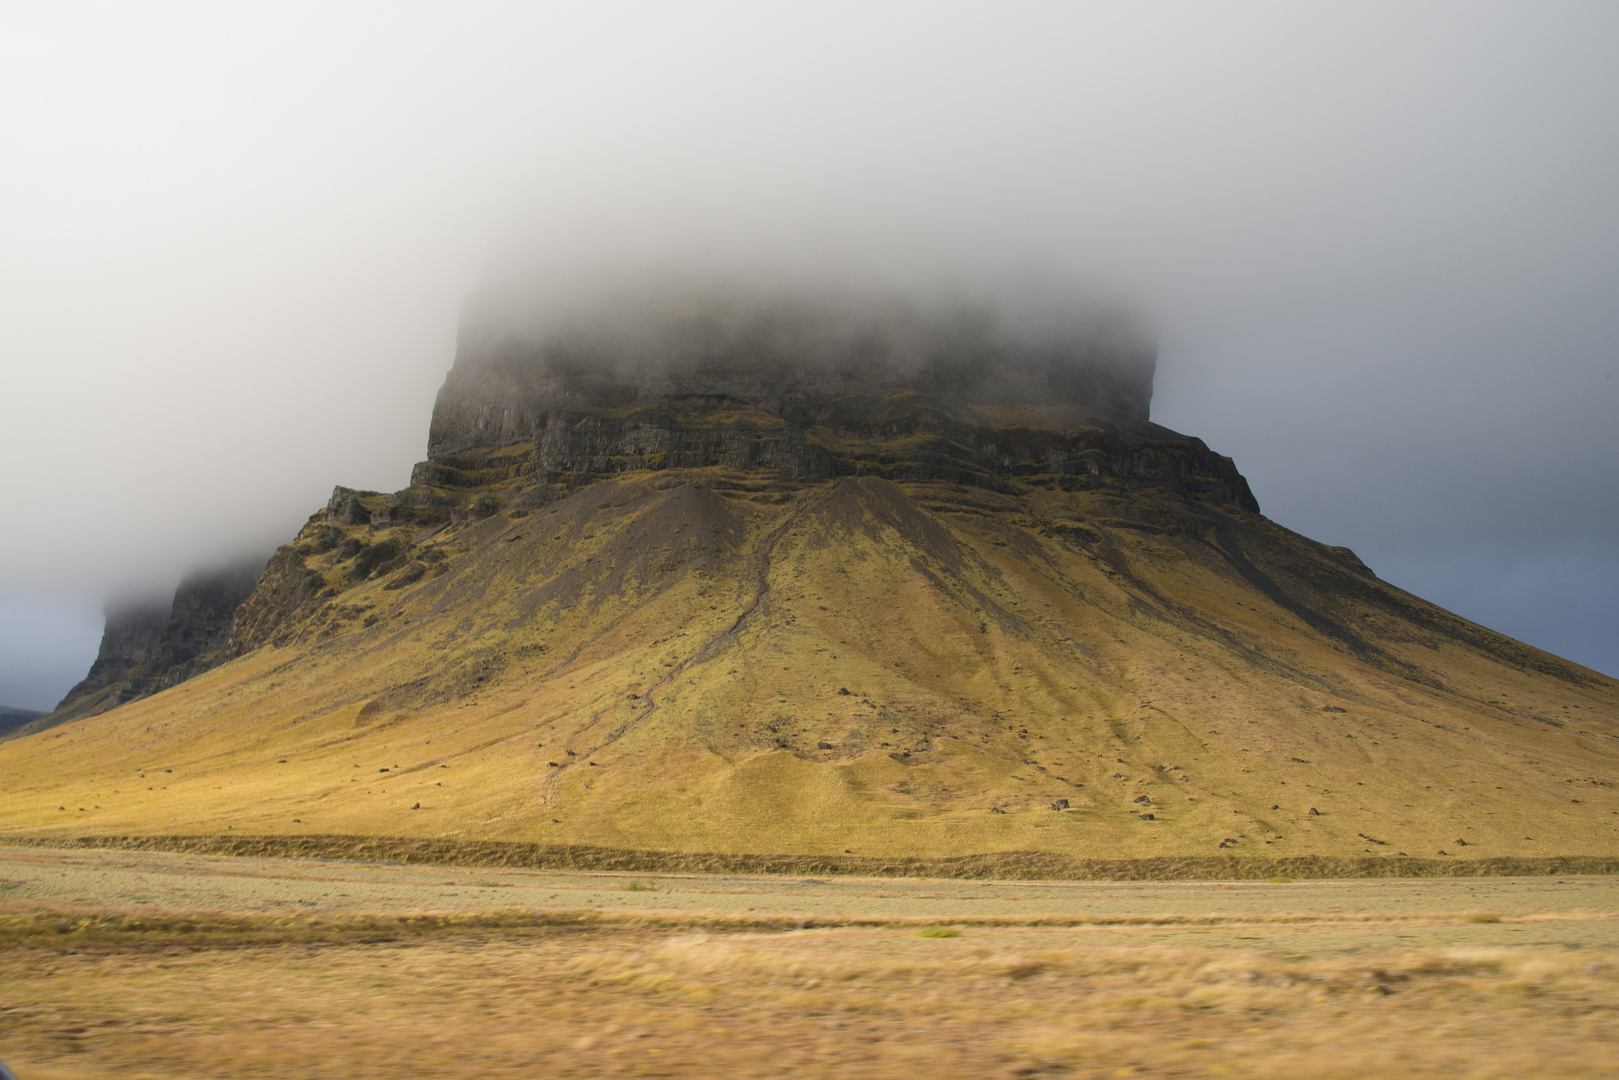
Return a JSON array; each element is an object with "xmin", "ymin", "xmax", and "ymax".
[
  {"xmin": 427, "ymin": 300, "xmax": 1159, "ymax": 459},
  {"xmin": 224, "ymin": 541, "xmax": 334, "ymax": 656},
  {"xmin": 10, "ymin": 557, "xmax": 268, "ymax": 738},
  {"xmin": 38, "ymin": 599, "xmax": 171, "ymax": 725},
  {"xmin": 0, "ymin": 706, "xmax": 46, "ymax": 739},
  {"xmin": 405, "ymin": 391, "xmax": 1259, "ymax": 519},
  {"xmin": 357, "ymin": 297, "xmax": 1256, "ymax": 529}
]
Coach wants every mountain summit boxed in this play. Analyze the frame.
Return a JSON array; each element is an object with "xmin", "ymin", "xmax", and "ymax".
[{"xmin": 4, "ymin": 291, "xmax": 1615, "ymax": 869}]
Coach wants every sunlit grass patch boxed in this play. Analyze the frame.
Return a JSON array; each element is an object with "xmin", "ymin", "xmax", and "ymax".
[{"xmin": 5, "ymin": 897, "xmax": 1617, "ymax": 1080}]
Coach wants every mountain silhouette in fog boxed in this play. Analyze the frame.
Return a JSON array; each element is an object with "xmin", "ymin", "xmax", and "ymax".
[{"xmin": 5, "ymin": 291, "xmax": 1615, "ymax": 874}]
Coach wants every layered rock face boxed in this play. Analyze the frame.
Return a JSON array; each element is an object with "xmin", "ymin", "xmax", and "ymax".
[
  {"xmin": 428, "ymin": 302, "xmax": 1160, "ymax": 454},
  {"xmin": 223, "ymin": 298, "xmax": 1260, "ymax": 658},
  {"xmin": 366, "ymin": 300, "xmax": 1255, "ymax": 532}
]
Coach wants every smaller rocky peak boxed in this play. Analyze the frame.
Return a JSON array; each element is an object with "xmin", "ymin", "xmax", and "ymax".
[
  {"xmin": 14, "ymin": 555, "xmax": 270, "ymax": 737},
  {"xmin": 326, "ymin": 486, "xmax": 383, "ymax": 526},
  {"xmin": 0, "ymin": 705, "xmax": 46, "ymax": 739}
]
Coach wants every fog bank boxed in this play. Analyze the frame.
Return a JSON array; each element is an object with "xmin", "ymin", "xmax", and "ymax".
[{"xmin": 1, "ymin": 3, "xmax": 1615, "ymax": 706}]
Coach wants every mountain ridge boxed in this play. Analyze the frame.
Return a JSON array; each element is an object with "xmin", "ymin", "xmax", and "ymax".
[{"xmin": 10, "ymin": 559, "xmax": 265, "ymax": 739}]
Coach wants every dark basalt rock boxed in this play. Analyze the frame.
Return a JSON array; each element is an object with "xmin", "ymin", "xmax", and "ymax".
[
  {"xmin": 225, "ymin": 544, "xmax": 327, "ymax": 655},
  {"xmin": 0, "ymin": 705, "xmax": 47, "ymax": 740},
  {"xmin": 11, "ymin": 556, "xmax": 268, "ymax": 738},
  {"xmin": 362, "ymin": 298, "xmax": 1259, "ymax": 530},
  {"xmin": 428, "ymin": 300, "xmax": 1159, "ymax": 457},
  {"xmin": 326, "ymin": 486, "xmax": 379, "ymax": 526}
]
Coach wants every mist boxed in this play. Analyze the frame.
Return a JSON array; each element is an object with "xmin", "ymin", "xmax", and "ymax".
[
  {"xmin": 450, "ymin": 267, "xmax": 1159, "ymax": 417},
  {"xmin": 2, "ymin": 2, "xmax": 1616, "ymax": 708}
]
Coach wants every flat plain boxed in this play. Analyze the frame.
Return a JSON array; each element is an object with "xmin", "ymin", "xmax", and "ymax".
[{"xmin": 3, "ymin": 846, "xmax": 1618, "ymax": 1079}]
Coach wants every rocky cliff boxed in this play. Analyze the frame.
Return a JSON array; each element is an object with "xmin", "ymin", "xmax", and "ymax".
[
  {"xmin": 354, "ymin": 298, "xmax": 1255, "ymax": 534},
  {"xmin": 428, "ymin": 300, "xmax": 1160, "ymax": 455},
  {"xmin": 0, "ymin": 706, "xmax": 46, "ymax": 740},
  {"xmin": 222, "ymin": 296, "xmax": 1258, "ymax": 657},
  {"xmin": 9, "ymin": 558, "xmax": 267, "ymax": 739}
]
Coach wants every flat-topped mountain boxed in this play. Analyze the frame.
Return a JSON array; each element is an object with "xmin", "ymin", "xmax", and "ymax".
[
  {"xmin": 3, "ymin": 291, "xmax": 1615, "ymax": 872},
  {"xmin": 389, "ymin": 298, "xmax": 1249, "ymax": 530}
]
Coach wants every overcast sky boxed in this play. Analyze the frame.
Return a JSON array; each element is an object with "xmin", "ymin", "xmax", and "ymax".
[{"xmin": 1, "ymin": 2, "xmax": 1615, "ymax": 710}]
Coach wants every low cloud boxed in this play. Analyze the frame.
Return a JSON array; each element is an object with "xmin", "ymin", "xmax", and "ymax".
[{"xmin": 0, "ymin": 3, "xmax": 1614, "ymax": 705}]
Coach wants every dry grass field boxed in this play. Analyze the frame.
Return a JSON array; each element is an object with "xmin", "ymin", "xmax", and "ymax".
[{"xmin": 3, "ymin": 846, "xmax": 1618, "ymax": 1078}]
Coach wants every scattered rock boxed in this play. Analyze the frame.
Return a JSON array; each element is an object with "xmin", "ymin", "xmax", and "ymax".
[
  {"xmin": 410, "ymin": 803, "xmax": 420, "ymax": 810},
  {"xmin": 1321, "ymin": 705, "xmax": 1347, "ymax": 713},
  {"xmin": 1290, "ymin": 757, "xmax": 1308, "ymax": 764},
  {"xmin": 1133, "ymin": 794, "xmax": 1151, "ymax": 804},
  {"xmin": 1138, "ymin": 812, "xmax": 1155, "ymax": 820},
  {"xmin": 1271, "ymin": 804, "xmax": 1281, "ymax": 810},
  {"xmin": 1308, "ymin": 807, "xmax": 1321, "ymax": 816},
  {"xmin": 1051, "ymin": 798, "xmax": 1070, "ymax": 811},
  {"xmin": 989, "ymin": 807, "xmax": 1007, "ymax": 814},
  {"xmin": 838, "ymin": 687, "xmax": 851, "ymax": 696},
  {"xmin": 817, "ymin": 741, "xmax": 834, "ymax": 750},
  {"xmin": 1456, "ymin": 838, "xmax": 1469, "ymax": 846}
]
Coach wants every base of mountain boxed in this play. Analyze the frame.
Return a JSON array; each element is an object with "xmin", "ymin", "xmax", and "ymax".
[{"xmin": 7, "ymin": 833, "xmax": 1619, "ymax": 881}]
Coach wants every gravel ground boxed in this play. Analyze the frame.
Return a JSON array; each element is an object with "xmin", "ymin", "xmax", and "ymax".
[{"xmin": 4, "ymin": 843, "xmax": 1618, "ymax": 950}]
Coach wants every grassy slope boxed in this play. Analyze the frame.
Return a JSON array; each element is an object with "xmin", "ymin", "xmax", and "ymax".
[{"xmin": 2, "ymin": 470, "xmax": 1616, "ymax": 863}]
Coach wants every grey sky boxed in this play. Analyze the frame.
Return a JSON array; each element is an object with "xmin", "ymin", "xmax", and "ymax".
[{"xmin": 2, "ymin": 2, "xmax": 1615, "ymax": 709}]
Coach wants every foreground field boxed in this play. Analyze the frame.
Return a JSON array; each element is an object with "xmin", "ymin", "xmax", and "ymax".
[{"xmin": 3, "ymin": 847, "xmax": 1618, "ymax": 1078}]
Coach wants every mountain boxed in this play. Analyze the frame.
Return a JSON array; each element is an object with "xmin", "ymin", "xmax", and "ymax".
[
  {"xmin": 2, "ymin": 294, "xmax": 1615, "ymax": 869},
  {"xmin": 0, "ymin": 707, "xmax": 46, "ymax": 740},
  {"xmin": 6, "ymin": 559, "xmax": 267, "ymax": 742}
]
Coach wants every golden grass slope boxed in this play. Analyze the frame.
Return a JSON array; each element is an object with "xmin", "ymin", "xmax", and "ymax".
[{"xmin": 2, "ymin": 470, "xmax": 1616, "ymax": 863}]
